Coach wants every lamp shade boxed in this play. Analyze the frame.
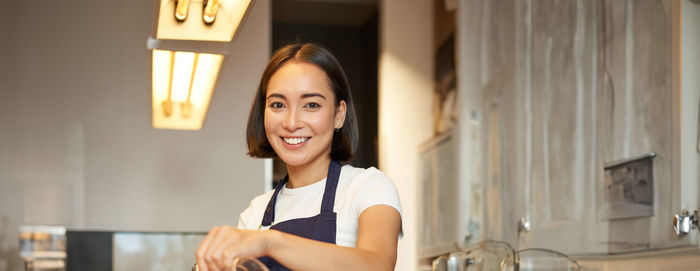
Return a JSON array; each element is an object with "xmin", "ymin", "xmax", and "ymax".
[
  {"xmin": 150, "ymin": 0, "xmax": 254, "ymax": 130},
  {"xmin": 151, "ymin": 50, "xmax": 224, "ymax": 130}
]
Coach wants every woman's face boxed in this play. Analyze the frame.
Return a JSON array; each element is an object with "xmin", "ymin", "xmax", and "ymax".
[{"xmin": 264, "ymin": 61, "xmax": 347, "ymax": 168}]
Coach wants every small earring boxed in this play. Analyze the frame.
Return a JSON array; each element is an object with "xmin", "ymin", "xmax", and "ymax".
[{"xmin": 335, "ymin": 128, "xmax": 340, "ymax": 132}]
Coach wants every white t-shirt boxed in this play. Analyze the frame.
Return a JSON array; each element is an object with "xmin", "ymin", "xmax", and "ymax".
[{"xmin": 237, "ymin": 165, "xmax": 402, "ymax": 247}]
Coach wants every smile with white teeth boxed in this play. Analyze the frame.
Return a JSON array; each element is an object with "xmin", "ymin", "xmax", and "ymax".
[{"xmin": 282, "ymin": 137, "xmax": 310, "ymax": 145}]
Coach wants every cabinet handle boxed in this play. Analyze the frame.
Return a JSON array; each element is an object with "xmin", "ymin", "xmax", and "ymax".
[
  {"xmin": 518, "ymin": 217, "xmax": 530, "ymax": 235},
  {"xmin": 673, "ymin": 209, "xmax": 698, "ymax": 236}
]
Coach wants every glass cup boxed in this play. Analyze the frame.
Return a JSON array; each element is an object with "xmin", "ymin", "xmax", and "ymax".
[
  {"xmin": 517, "ymin": 248, "xmax": 580, "ymax": 271},
  {"xmin": 192, "ymin": 256, "xmax": 269, "ymax": 271}
]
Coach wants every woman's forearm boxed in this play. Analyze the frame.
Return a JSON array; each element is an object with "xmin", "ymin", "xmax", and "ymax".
[{"xmin": 266, "ymin": 229, "xmax": 395, "ymax": 271}]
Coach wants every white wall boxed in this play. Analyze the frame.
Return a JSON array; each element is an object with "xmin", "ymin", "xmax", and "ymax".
[
  {"xmin": 0, "ymin": 0, "xmax": 270, "ymax": 269},
  {"xmin": 379, "ymin": 1, "xmax": 434, "ymax": 270}
]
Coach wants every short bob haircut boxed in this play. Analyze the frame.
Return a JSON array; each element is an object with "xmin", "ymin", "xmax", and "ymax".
[{"xmin": 246, "ymin": 42, "xmax": 358, "ymax": 162}]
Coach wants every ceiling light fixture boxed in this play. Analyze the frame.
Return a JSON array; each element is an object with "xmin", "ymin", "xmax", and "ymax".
[{"xmin": 149, "ymin": 0, "xmax": 254, "ymax": 130}]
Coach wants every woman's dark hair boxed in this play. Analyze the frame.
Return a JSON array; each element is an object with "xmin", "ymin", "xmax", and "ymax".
[{"xmin": 246, "ymin": 42, "xmax": 358, "ymax": 162}]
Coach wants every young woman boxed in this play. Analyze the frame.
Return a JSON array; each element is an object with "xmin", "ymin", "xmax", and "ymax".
[{"xmin": 195, "ymin": 43, "xmax": 402, "ymax": 271}]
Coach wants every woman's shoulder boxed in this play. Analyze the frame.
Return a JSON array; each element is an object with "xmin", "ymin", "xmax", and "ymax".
[
  {"xmin": 338, "ymin": 164, "xmax": 403, "ymax": 217},
  {"xmin": 341, "ymin": 164, "xmax": 388, "ymax": 179},
  {"xmin": 339, "ymin": 164, "xmax": 396, "ymax": 190},
  {"xmin": 238, "ymin": 189, "xmax": 275, "ymax": 229},
  {"xmin": 249, "ymin": 189, "xmax": 275, "ymax": 209}
]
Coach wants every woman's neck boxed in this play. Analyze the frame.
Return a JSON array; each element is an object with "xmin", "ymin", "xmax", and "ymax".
[{"xmin": 285, "ymin": 156, "xmax": 332, "ymax": 188}]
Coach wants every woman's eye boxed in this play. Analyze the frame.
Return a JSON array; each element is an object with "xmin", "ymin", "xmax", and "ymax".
[
  {"xmin": 304, "ymin": 102, "xmax": 320, "ymax": 109},
  {"xmin": 269, "ymin": 102, "xmax": 285, "ymax": 109}
]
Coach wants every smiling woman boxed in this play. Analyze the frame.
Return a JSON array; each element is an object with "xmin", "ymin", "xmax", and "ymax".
[
  {"xmin": 195, "ymin": 43, "xmax": 402, "ymax": 271},
  {"xmin": 262, "ymin": 61, "xmax": 347, "ymax": 173},
  {"xmin": 246, "ymin": 43, "xmax": 358, "ymax": 164}
]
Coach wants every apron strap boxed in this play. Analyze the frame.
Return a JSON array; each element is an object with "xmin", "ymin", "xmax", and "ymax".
[
  {"xmin": 260, "ymin": 160, "xmax": 342, "ymax": 226},
  {"xmin": 320, "ymin": 160, "xmax": 341, "ymax": 213},
  {"xmin": 261, "ymin": 175, "xmax": 288, "ymax": 227}
]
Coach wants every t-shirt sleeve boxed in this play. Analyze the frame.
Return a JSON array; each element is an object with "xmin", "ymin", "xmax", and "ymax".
[
  {"xmin": 237, "ymin": 209, "xmax": 249, "ymax": 229},
  {"xmin": 353, "ymin": 168, "xmax": 403, "ymax": 219},
  {"xmin": 236, "ymin": 191, "xmax": 274, "ymax": 230}
]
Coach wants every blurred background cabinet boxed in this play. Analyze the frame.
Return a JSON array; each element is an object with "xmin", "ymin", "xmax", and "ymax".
[{"xmin": 457, "ymin": 0, "xmax": 700, "ymax": 257}]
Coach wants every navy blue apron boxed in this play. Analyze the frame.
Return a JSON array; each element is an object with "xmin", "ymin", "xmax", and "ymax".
[{"xmin": 258, "ymin": 160, "xmax": 341, "ymax": 270}]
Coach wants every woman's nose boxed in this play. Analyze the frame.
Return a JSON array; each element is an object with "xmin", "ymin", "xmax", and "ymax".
[{"xmin": 282, "ymin": 109, "xmax": 302, "ymax": 130}]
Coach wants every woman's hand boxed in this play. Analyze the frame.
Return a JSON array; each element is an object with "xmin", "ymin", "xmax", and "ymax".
[
  {"xmin": 195, "ymin": 226, "xmax": 275, "ymax": 271},
  {"xmin": 195, "ymin": 205, "xmax": 400, "ymax": 271}
]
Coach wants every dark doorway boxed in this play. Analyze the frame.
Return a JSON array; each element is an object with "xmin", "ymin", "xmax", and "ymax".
[{"xmin": 271, "ymin": 0, "xmax": 379, "ymax": 184}]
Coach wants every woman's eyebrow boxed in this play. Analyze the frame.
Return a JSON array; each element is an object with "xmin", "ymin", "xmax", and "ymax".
[
  {"xmin": 301, "ymin": 93, "xmax": 326, "ymax": 99},
  {"xmin": 266, "ymin": 93, "xmax": 286, "ymax": 100}
]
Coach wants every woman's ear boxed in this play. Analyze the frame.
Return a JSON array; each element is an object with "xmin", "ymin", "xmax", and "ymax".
[{"xmin": 335, "ymin": 100, "xmax": 347, "ymax": 129}]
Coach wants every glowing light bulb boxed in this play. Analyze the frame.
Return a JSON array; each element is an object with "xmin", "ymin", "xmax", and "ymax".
[
  {"xmin": 203, "ymin": 0, "xmax": 220, "ymax": 24},
  {"xmin": 175, "ymin": 0, "xmax": 191, "ymax": 22}
]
